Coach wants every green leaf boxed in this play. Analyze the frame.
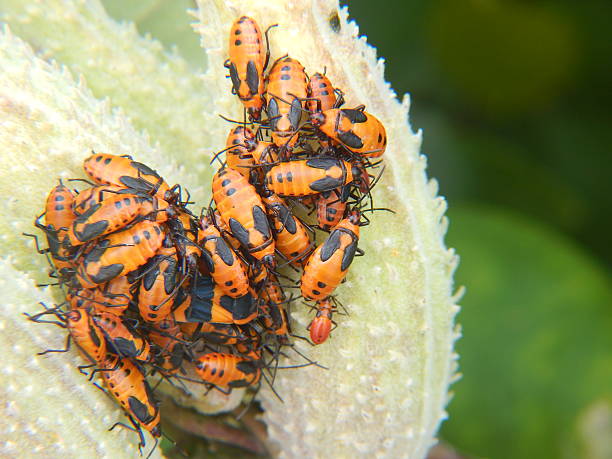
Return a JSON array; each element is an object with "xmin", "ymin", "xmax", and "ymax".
[{"xmin": 442, "ymin": 206, "xmax": 612, "ymax": 458}]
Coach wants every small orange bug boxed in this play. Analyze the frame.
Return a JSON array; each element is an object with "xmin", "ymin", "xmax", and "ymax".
[
  {"xmin": 138, "ymin": 244, "xmax": 181, "ymax": 323},
  {"xmin": 100, "ymin": 356, "xmax": 161, "ymax": 452},
  {"xmin": 310, "ymin": 107, "xmax": 387, "ymax": 158},
  {"xmin": 265, "ymin": 56, "xmax": 309, "ymax": 152},
  {"xmin": 194, "ymin": 352, "xmax": 261, "ymax": 389},
  {"xmin": 258, "ymin": 274, "xmax": 291, "ymax": 337},
  {"xmin": 66, "ymin": 193, "xmax": 168, "ymax": 246},
  {"xmin": 308, "ymin": 297, "xmax": 336, "ymax": 344},
  {"xmin": 261, "ymin": 190, "xmax": 313, "ymax": 265},
  {"xmin": 83, "ymin": 153, "xmax": 171, "ymax": 199},
  {"xmin": 264, "ymin": 156, "xmax": 364, "ymax": 197},
  {"xmin": 75, "ymin": 220, "xmax": 165, "ymax": 287},
  {"xmin": 221, "ymin": 126, "xmax": 277, "ymax": 182},
  {"xmin": 316, "ymin": 186, "xmax": 348, "ymax": 231},
  {"xmin": 301, "ymin": 210, "xmax": 361, "ymax": 301},
  {"xmin": 29, "ymin": 183, "xmax": 77, "ymax": 277},
  {"xmin": 212, "ymin": 168, "xmax": 275, "ymax": 266},
  {"xmin": 224, "ymin": 125, "xmax": 259, "ymax": 179},
  {"xmin": 306, "ymin": 72, "xmax": 342, "ymax": 113},
  {"xmin": 234, "ymin": 326, "xmax": 263, "ymax": 361},
  {"xmin": 225, "ymin": 16, "xmax": 271, "ymax": 120},
  {"xmin": 148, "ymin": 318, "xmax": 185, "ymax": 375},
  {"xmin": 198, "ymin": 215, "xmax": 249, "ymax": 298},
  {"xmin": 92, "ymin": 311, "xmax": 151, "ymax": 362}
]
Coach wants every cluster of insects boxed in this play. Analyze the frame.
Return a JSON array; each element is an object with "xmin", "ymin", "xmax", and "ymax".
[
  {"xmin": 25, "ymin": 14, "xmax": 388, "ymax": 457},
  {"xmin": 221, "ymin": 15, "xmax": 388, "ymax": 342}
]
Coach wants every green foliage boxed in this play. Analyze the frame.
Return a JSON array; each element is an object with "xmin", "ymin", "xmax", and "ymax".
[
  {"xmin": 442, "ymin": 206, "xmax": 612, "ymax": 458},
  {"xmin": 101, "ymin": 0, "xmax": 204, "ymax": 66}
]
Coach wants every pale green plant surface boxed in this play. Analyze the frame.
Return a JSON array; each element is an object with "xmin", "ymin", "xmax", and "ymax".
[{"xmin": 0, "ymin": 0, "xmax": 460, "ymax": 458}]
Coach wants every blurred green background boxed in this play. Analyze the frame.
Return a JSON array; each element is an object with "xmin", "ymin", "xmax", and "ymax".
[
  {"xmin": 345, "ymin": 1, "xmax": 612, "ymax": 458},
  {"xmin": 101, "ymin": 1, "xmax": 612, "ymax": 457}
]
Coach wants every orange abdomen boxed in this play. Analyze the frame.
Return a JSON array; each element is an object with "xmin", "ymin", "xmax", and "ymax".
[
  {"xmin": 307, "ymin": 72, "xmax": 338, "ymax": 113},
  {"xmin": 194, "ymin": 353, "xmax": 261, "ymax": 388},
  {"xmin": 309, "ymin": 298, "xmax": 334, "ymax": 344}
]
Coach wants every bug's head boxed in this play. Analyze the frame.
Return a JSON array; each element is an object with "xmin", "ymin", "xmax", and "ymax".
[
  {"xmin": 310, "ymin": 111, "xmax": 325, "ymax": 127},
  {"xmin": 150, "ymin": 425, "xmax": 162, "ymax": 438},
  {"xmin": 262, "ymin": 254, "xmax": 276, "ymax": 269},
  {"xmin": 247, "ymin": 106, "xmax": 262, "ymax": 121},
  {"xmin": 348, "ymin": 209, "xmax": 362, "ymax": 226}
]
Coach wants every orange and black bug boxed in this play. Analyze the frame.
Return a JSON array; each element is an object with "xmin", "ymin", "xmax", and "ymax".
[
  {"xmin": 212, "ymin": 168, "xmax": 275, "ymax": 266},
  {"xmin": 264, "ymin": 156, "xmax": 364, "ymax": 197},
  {"xmin": 220, "ymin": 126, "xmax": 277, "ymax": 182},
  {"xmin": 172, "ymin": 274, "xmax": 257, "ymax": 325},
  {"xmin": 28, "ymin": 183, "xmax": 77, "ymax": 277},
  {"xmin": 225, "ymin": 16, "xmax": 273, "ymax": 120},
  {"xmin": 66, "ymin": 193, "xmax": 168, "ymax": 246},
  {"xmin": 100, "ymin": 356, "xmax": 161, "ymax": 453},
  {"xmin": 307, "ymin": 297, "xmax": 336, "ymax": 344},
  {"xmin": 137, "ymin": 244, "xmax": 181, "ymax": 323},
  {"xmin": 265, "ymin": 56, "xmax": 309, "ymax": 153},
  {"xmin": 75, "ymin": 220, "xmax": 165, "ymax": 287},
  {"xmin": 261, "ymin": 190, "xmax": 313, "ymax": 265},
  {"xmin": 301, "ymin": 210, "xmax": 361, "ymax": 301},
  {"xmin": 25, "ymin": 304, "xmax": 107, "ymax": 368},
  {"xmin": 306, "ymin": 72, "xmax": 342, "ymax": 113},
  {"xmin": 234, "ymin": 326, "xmax": 263, "ymax": 361},
  {"xmin": 198, "ymin": 214, "xmax": 249, "ymax": 298},
  {"xmin": 148, "ymin": 318, "xmax": 185, "ymax": 375},
  {"xmin": 83, "ymin": 153, "xmax": 171, "ymax": 200},
  {"xmin": 224, "ymin": 125, "xmax": 259, "ymax": 178},
  {"xmin": 310, "ymin": 107, "xmax": 387, "ymax": 158},
  {"xmin": 194, "ymin": 352, "xmax": 261, "ymax": 389},
  {"xmin": 92, "ymin": 311, "xmax": 151, "ymax": 362},
  {"xmin": 167, "ymin": 209, "xmax": 202, "ymax": 277},
  {"xmin": 316, "ymin": 186, "xmax": 349, "ymax": 231},
  {"xmin": 258, "ymin": 273, "xmax": 291, "ymax": 337}
]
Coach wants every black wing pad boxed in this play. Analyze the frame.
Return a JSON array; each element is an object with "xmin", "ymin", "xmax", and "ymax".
[{"xmin": 320, "ymin": 230, "xmax": 342, "ymax": 262}]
